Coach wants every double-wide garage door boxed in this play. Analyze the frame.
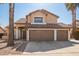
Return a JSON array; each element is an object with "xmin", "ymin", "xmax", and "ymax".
[
  {"xmin": 29, "ymin": 30, "xmax": 68, "ymax": 41},
  {"xmin": 29, "ymin": 30, "xmax": 54, "ymax": 41}
]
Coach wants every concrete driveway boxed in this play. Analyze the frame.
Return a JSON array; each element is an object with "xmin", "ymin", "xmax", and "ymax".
[{"xmin": 23, "ymin": 40, "xmax": 79, "ymax": 55}]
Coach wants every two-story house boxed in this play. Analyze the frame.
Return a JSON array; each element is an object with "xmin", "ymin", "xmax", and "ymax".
[
  {"xmin": 25, "ymin": 9, "xmax": 71, "ymax": 41},
  {"xmin": 5, "ymin": 9, "xmax": 71, "ymax": 41}
]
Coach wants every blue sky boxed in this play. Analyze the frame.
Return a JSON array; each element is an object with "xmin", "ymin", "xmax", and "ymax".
[{"xmin": 0, "ymin": 3, "xmax": 79, "ymax": 27}]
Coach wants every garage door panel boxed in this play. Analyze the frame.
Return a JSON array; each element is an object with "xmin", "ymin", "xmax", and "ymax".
[
  {"xmin": 57, "ymin": 30, "xmax": 68, "ymax": 41},
  {"xmin": 40, "ymin": 30, "xmax": 54, "ymax": 40},
  {"xmin": 29, "ymin": 30, "xmax": 54, "ymax": 41},
  {"xmin": 29, "ymin": 30, "xmax": 40, "ymax": 41}
]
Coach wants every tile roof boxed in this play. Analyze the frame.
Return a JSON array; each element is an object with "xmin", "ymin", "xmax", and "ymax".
[
  {"xmin": 15, "ymin": 18, "xmax": 26, "ymax": 24},
  {"xmin": 58, "ymin": 23, "xmax": 72, "ymax": 27},
  {"xmin": 27, "ymin": 23, "xmax": 71, "ymax": 29}
]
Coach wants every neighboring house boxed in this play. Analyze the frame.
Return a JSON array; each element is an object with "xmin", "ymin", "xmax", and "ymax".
[
  {"xmin": 5, "ymin": 24, "xmax": 16, "ymax": 39},
  {"xmin": 76, "ymin": 20, "xmax": 79, "ymax": 28},
  {"xmin": 75, "ymin": 20, "xmax": 79, "ymax": 31},
  {"xmin": 69, "ymin": 20, "xmax": 79, "ymax": 29},
  {"xmin": 5, "ymin": 9, "xmax": 71, "ymax": 41},
  {"xmin": 0, "ymin": 26, "xmax": 5, "ymax": 39},
  {"xmin": 63, "ymin": 20, "xmax": 79, "ymax": 38}
]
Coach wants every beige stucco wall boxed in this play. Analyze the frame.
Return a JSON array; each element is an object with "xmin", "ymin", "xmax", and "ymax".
[
  {"xmin": 46, "ymin": 14, "xmax": 58, "ymax": 23},
  {"xmin": 27, "ymin": 11, "xmax": 58, "ymax": 24},
  {"xmin": 15, "ymin": 23, "xmax": 25, "ymax": 28}
]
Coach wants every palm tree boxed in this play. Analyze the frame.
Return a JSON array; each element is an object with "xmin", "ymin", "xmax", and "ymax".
[
  {"xmin": 65, "ymin": 3, "xmax": 77, "ymax": 38},
  {"xmin": 7, "ymin": 3, "xmax": 15, "ymax": 46}
]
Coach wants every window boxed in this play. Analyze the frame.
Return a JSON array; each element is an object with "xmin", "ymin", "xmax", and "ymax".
[{"xmin": 34, "ymin": 17, "xmax": 43, "ymax": 23}]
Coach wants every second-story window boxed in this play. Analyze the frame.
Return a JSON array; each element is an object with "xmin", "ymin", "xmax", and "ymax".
[{"xmin": 34, "ymin": 17, "xmax": 43, "ymax": 23}]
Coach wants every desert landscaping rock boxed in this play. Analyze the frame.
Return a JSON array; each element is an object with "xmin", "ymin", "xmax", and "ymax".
[{"xmin": 0, "ymin": 40, "xmax": 25, "ymax": 55}]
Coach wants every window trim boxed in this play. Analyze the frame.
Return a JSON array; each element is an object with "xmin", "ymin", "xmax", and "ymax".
[{"xmin": 31, "ymin": 16, "xmax": 46, "ymax": 24}]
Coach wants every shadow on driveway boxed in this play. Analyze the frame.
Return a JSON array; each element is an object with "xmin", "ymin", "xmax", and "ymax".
[
  {"xmin": 23, "ymin": 40, "xmax": 79, "ymax": 53},
  {"xmin": 16, "ymin": 42, "xmax": 27, "ymax": 52}
]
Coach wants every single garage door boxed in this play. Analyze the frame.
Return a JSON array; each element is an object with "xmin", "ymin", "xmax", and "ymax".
[
  {"xmin": 57, "ymin": 30, "xmax": 68, "ymax": 41},
  {"xmin": 29, "ymin": 30, "xmax": 54, "ymax": 41}
]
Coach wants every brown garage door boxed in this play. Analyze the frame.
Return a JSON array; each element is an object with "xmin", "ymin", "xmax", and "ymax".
[
  {"xmin": 29, "ymin": 30, "xmax": 54, "ymax": 41},
  {"xmin": 57, "ymin": 30, "xmax": 68, "ymax": 41}
]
